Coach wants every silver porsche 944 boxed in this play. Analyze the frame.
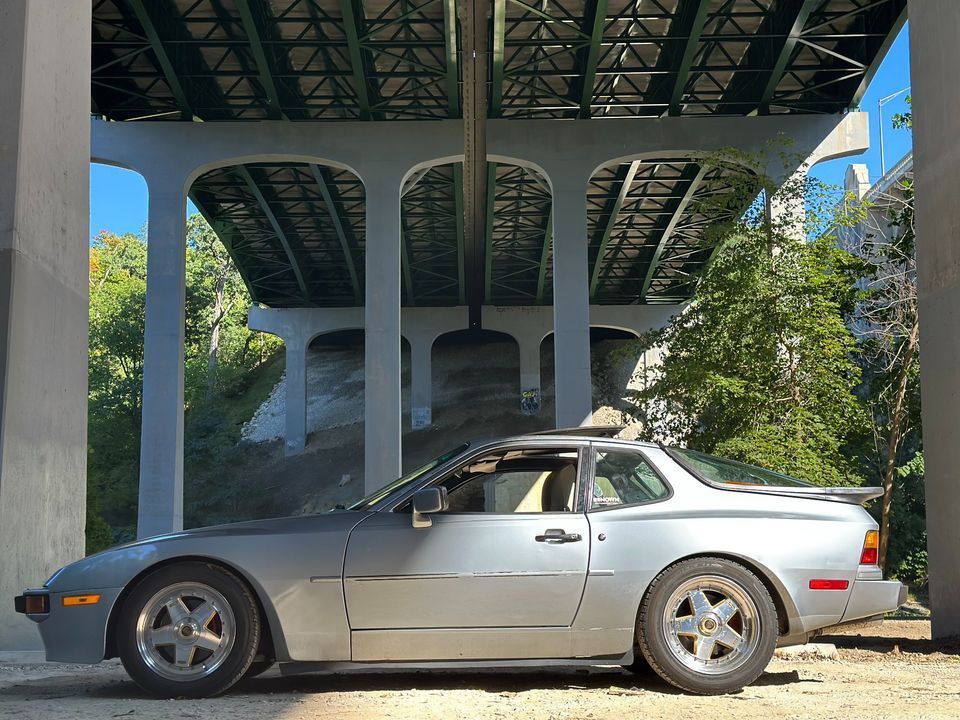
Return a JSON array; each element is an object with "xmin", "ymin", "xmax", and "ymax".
[{"xmin": 16, "ymin": 429, "xmax": 906, "ymax": 698}]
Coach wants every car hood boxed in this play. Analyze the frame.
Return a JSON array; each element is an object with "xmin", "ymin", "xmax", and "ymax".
[{"xmin": 45, "ymin": 511, "xmax": 368, "ymax": 591}]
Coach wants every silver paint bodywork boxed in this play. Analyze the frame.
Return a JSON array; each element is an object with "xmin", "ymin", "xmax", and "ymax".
[{"xmin": 20, "ymin": 436, "xmax": 905, "ymax": 666}]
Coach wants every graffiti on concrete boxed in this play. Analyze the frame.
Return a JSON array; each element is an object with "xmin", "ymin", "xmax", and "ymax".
[{"xmin": 520, "ymin": 388, "xmax": 541, "ymax": 416}]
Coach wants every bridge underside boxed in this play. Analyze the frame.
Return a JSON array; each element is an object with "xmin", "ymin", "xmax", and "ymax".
[{"xmin": 92, "ymin": 0, "xmax": 907, "ymax": 310}]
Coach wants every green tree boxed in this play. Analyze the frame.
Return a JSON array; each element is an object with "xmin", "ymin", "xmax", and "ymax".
[
  {"xmin": 625, "ymin": 147, "xmax": 869, "ymax": 486},
  {"xmin": 86, "ymin": 218, "xmax": 282, "ymax": 552}
]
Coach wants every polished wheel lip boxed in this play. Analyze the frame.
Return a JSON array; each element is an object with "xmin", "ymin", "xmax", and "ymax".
[
  {"xmin": 135, "ymin": 581, "xmax": 236, "ymax": 682},
  {"xmin": 661, "ymin": 574, "xmax": 760, "ymax": 676}
]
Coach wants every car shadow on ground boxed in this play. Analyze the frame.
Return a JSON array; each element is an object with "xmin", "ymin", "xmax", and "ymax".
[
  {"xmin": 0, "ymin": 666, "xmax": 817, "ymax": 703},
  {"xmin": 823, "ymin": 631, "xmax": 960, "ymax": 656}
]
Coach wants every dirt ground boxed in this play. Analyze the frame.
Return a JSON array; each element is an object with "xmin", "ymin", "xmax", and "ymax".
[{"xmin": 2, "ymin": 620, "xmax": 958, "ymax": 720}]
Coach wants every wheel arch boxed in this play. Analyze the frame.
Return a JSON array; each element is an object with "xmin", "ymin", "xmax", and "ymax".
[
  {"xmin": 642, "ymin": 551, "xmax": 800, "ymax": 637},
  {"xmin": 103, "ymin": 555, "xmax": 287, "ymax": 662}
]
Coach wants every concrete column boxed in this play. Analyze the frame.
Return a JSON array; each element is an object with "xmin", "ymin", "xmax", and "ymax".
[
  {"xmin": 550, "ymin": 171, "xmax": 593, "ymax": 427},
  {"xmin": 0, "ymin": 0, "xmax": 89, "ymax": 657},
  {"xmin": 364, "ymin": 173, "xmax": 403, "ymax": 492},
  {"xmin": 408, "ymin": 335, "xmax": 433, "ymax": 429},
  {"xmin": 283, "ymin": 336, "xmax": 309, "ymax": 455},
  {"xmin": 517, "ymin": 337, "xmax": 542, "ymax": 415},
  {"xmin": 909, "ymin": 1, "xmax": 960, "ymax": 640},
  {"xmin": 137, "ymin": 183, "xmax": 187, "ymax": 539}
]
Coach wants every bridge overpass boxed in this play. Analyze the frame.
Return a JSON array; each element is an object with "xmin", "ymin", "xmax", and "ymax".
[{"xmin": 8, "ymin": 0, "xmax": 959, "ymax": 659}]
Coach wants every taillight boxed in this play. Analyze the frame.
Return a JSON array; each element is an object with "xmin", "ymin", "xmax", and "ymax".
[{"xmin": 860, "ymin": 530, "xmax": 879, "ymax": 565}]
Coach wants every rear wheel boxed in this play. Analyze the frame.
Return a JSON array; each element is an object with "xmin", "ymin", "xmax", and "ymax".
[
  {"xmin": 637, "ymin": 557, "xmax": 777, "ymax": 694},
  {"xmin": 118, "ymin": 562, "xmax": 260, "ymax": 698}
]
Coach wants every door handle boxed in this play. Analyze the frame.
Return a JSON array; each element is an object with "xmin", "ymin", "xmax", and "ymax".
[{"xmin": 535, "ymin": 528, "xmax": 582, "ymax": 543}]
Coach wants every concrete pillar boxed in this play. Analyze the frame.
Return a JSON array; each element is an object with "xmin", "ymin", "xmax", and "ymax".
[
  {"xmin": 550, "ymin": 171, "xmax": 593, "ymax": 427},
  {"xmin": 517, "ymin": 337, "xmax": 542, "ymax": 415},
  {"xmin": 137, "ymin": 183, "xmax": 187, "ymax": 539},
  {"xmin": 364, "ymin": 173, "xmax": 403, "ymax": 492},
  {"xmin": 909, "ymin": 1, "xmax": 960, "ymax": 640},
  {"xmin": 0, "ymin": 0, "xmax": 89, "ymax": 657},
  {"xmin": 408, "ymin": 335, "xmax": 434, "ymax": 428},
  {"xmin": 283, "ymin": 336, "xmax": 308, "ymax": 455}
]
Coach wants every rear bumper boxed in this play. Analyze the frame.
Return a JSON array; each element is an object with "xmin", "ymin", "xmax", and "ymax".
[
  {"xmin": 13, "ymin": 587, "xmax": 122, "ymax": 663},
  {"xmin": 840, "ymin": 579, "xmax": 907, "ymax": 624}
]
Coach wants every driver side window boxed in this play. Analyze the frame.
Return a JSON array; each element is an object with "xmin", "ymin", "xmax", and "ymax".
[{"xmin": 439, "ymin": 452, "xmax": 580, "ymax": 513}]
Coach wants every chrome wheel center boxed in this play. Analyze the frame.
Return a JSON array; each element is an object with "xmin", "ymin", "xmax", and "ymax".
[
  {"xmin": 661, "ymin": 575, "xmax": 761, "ymax": 676},
  {"xmin": 135, "ymin": 582, "xmax": 236, "ymax": 682}
]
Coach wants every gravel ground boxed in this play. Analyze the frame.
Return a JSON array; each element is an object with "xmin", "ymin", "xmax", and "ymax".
[{"xmin": 2, "ymin": 621, "xmax": 957, "ymax": 720}]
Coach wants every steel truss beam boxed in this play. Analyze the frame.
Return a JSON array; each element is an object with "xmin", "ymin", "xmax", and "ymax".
[
  {"xmin": 235, "ymin": 0, "xmax": 285, "ymax": 119},
  {"xmin": 589, "ymin": 161, "xmax": 640, "ymax": 298},
  {"xmin": 758, "ymin": 0, "xmax": 821, "ymax": 114},
  {"xmin": 641, "ymin": 165, "xmax": 710, "ymax": 301},
  {"xmin": 310, "ymin": 164, "xmax": 362, "ymax": 304},
  {"xmin": 126, "ymin": 0, "xmax": 194, "ymax": 119},
  {"xmin": 234, "ymin": 165, "xmax": 311, "ymax": 303}
]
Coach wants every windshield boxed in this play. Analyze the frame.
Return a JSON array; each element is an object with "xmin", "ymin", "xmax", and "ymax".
[
  {"xmin": 347, "ymin": 443, "xmax": 470, "ymax": 510},
  {"xmin": 669, "ymin": 447, "xmax": 814, "ymax": 488}
]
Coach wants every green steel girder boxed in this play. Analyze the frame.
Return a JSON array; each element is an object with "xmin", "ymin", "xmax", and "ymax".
[
  {"xmin": 757, "ymin": 0, "xmax": 821, "ymax": 114},
  {"xmin": 589, "ymin": 161, "xmax": 640, "ymax": 298},
  {"xmin": 234, "ymin": 165, "xmax": 311, "ymax": 302},
  {"xmin": 125, "ymin": 0, "xmax": 194, "ymax": 119},
  {"xmin": 667, "ymin": 1, "xmax": 711, "ymax": 116},
  {"xmin": 640, "ymin": 165, "xmax": 710, "ymax": 301},
  {"xmin": 575, "ymin": 0, "xmax": 608, "ymax": 119},
  {"xmin": 235, "ymin": 0, "xmax": 286, "ymax": 119},
  {"xmin": 310, "ymin": 164, "xmax": 362, "ymax": 304},
  {"xmin": 340, "ymin": 0, "xmax": 374, "ymax": 119}
]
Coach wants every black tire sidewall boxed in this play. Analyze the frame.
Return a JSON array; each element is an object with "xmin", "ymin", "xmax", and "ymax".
[
  {"xmin": 638, "ymin": 557, "xmax": 778, "ymax": 694},
  {"xmin": 118, "ymin": 561, "xmax": 260, "ymax": 698}
]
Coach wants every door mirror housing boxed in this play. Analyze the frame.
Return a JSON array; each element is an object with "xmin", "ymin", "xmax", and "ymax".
[{"xmin": 411, "ymin": 487, "xmax": 448, "ymax": 528}]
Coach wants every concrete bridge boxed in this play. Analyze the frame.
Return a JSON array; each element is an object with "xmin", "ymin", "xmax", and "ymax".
[{"xmin": 4, "ymin": 0, "xmax": 958, "ymax": 656}]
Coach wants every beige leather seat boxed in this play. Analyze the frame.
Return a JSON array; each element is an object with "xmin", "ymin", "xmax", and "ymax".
[{"xmin": 541, "ymin": 464, "xmax": 577, "ymax": 512}]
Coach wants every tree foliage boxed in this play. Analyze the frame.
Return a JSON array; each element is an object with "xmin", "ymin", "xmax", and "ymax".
[
  {"xmin": 625, "ymin": 146, "xmax": 869, "ymax": 486},
  {"xmin": 87, "ymin": 219, "xmax": 281, "ymax": 552}
]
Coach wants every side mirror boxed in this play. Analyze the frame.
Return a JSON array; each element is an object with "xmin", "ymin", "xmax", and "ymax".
[{"xmin": 411, "ymin": 487, "xmax": 448, "ymax": 528}]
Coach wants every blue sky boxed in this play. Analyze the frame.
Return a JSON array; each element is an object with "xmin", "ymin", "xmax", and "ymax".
[{"xmin": 89, "ymin": 25, "xmax": 913, "ymax": 240}]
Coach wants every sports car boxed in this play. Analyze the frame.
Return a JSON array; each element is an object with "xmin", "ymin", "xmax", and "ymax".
[{"xmin": 15, "ymin": 429, "xmax": 906, "ymax": 697}]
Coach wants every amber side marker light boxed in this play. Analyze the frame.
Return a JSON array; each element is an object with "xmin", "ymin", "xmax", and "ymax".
[
  {"xmin": 809, "ymin": 579, "xmax": 850, "ymax": 590},
  {"xmin": 860, "ymin": 530, "xmax": 880, "ymax": 565},
  {"xmin": 62, "ymin": 594, "xmax": 101, "ymax": 607}
]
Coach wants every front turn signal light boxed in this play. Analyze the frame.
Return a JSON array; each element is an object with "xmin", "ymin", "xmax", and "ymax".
[
  {"xmin": 62, "ymin": 594, "xmax": 101, "ymax": 607},
  {"xmin": 860, "ymin": 530, "xmax": 879, "ymax": 565}
]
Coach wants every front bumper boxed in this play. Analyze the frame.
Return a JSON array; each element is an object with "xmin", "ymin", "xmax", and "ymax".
[
  {"xmin": 13, "ymin": 587, "xmax": 123, "ymax": 663},
  {"xmin": 840, "ymin": 579, "xmax": 908, "ymax": 624}
]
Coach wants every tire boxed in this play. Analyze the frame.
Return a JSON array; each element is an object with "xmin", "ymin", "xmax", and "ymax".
[
  {"xmin": 117, "ymin": 561, "xmax": 261, "ymax": 698},
  {"xmin": 636, "ymin": 557, "xmax": 778, "ymax": 695}
]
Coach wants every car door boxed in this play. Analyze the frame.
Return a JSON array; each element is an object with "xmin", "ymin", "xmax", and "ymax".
[{"xmin": 343, "ymin": 445, "xmax": 590, "ymax": 643}]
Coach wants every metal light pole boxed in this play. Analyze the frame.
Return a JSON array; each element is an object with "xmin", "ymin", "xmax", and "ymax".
[{"xmin": 878, "ymin": 86, "xmax": 910, "ymax": 176}]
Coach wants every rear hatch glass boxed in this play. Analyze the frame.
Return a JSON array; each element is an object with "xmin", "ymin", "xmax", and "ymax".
[{"xmin": 668, "ymin": 448, "xmax": 813, "ymax": 487}]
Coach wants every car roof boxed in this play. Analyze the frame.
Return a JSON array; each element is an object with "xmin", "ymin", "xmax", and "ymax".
[{"xmin": 498, "ymin": 426, "xmax": 660, "ymax": 449}]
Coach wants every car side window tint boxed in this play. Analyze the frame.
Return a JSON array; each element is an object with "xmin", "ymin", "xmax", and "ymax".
[
  {"xmin": 592, "ymin": 449, "xmax": 669, "ymax": 508},
  {"xmin": 441, "ymin": 460, "xmax": 579, "ymax": 513}
]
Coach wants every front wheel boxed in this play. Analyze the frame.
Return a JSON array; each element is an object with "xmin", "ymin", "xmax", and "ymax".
[
  {"xmin": 636, "ymin": 557, "xmax": 778, "ymax": 694},
  {"xmin": 118, "ymin": 562, "xmax": 261, "ymax": 698}
]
